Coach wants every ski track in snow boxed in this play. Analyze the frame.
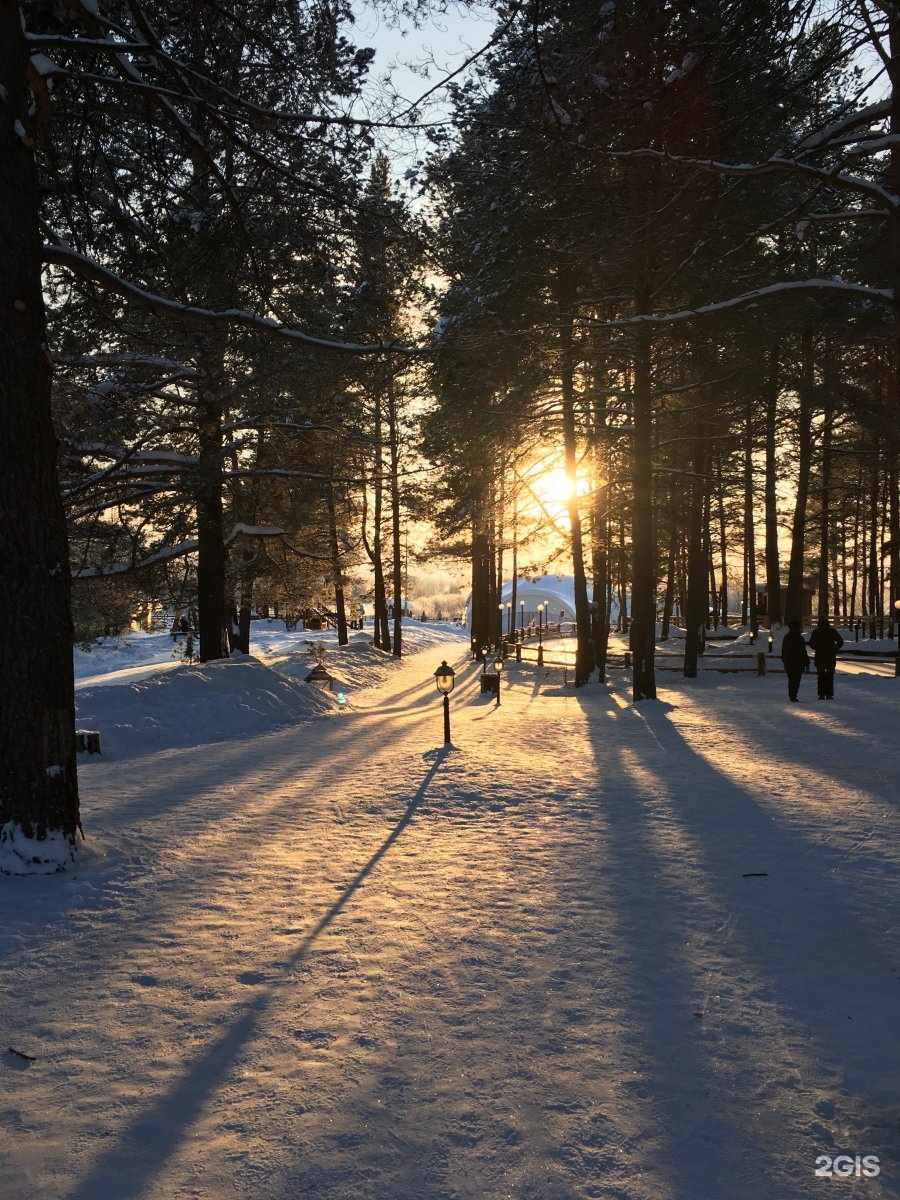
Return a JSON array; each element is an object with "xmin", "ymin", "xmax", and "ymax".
[{"xmin": 2, "ymin": 639, "xmax": 900, "ymax": 1200}]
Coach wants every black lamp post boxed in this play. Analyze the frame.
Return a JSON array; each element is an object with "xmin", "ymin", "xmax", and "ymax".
[
  {"xmin": 434, "ymin": 660, "xmax": 456, "ymax": 744},
  {"xmin": 537, "ymin": 603, "xmax": 545, "ymax": 666},
  {"xmin": 519, "ymin": 600, "xmax": 525, "ymax": 640},
  {"xmin": 493, "ymin": 653, "xmax": 503, "ymax": 707},
  {"xmin": 497, "ymin": 602, "xmax": 504, "ymax": 649},
  {"xmin": 305, "ymin": 662, "xmax": 333, "ymax": 691},
  {"xmin": 506, "ymin": 602, "xmax": 512, "ymax": 639}
]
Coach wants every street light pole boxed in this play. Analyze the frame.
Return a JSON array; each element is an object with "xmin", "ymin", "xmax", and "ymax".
[
  {"xmin": 434, "ymin": 660, "xmax": 456, "ymax": 744},
  {"xmin": 519, "ymin": 600, "xmax": 525, "ymax": 641},
  {"xmin": 494, "ymin": 653, "xmax": 504, "ymax": 707}
]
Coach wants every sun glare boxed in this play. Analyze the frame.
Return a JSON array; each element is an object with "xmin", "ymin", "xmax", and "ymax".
[{"xmin": 532, "ymin": 467, "xmax": 574, "ymax": 507}]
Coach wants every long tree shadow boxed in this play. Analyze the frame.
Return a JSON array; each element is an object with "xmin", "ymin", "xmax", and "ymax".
[
  {"xmin": 568, "ymin": 684, "xmax": 900, "ymax": 1198},
  {"xmin": 64, "ymin": 746, "xmax": 453, "ymax": 1200}
]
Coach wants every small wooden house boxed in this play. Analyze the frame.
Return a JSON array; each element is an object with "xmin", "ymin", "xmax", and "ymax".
[{"xmin": 755, "ymin": 584, "xmax": 815, "ymax": 627}]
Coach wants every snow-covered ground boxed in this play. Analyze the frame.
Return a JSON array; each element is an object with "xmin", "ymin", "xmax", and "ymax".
[{"xmin": 2, "ymin": 622, "xmax": 899, "ymax": 1199}]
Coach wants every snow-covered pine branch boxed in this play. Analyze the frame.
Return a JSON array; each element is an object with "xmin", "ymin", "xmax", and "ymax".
[
  {"xmin": 792, "ymin": 99, "xmax": 891, "ymax": 155},
  {"xmin": 602, "ymin": 147, "xmax": 899, "ymax": 211},
  {"xmin": 582, "ymin": 278, "xmax": 893, "ymax": 329},
  {"xmin": 42, "ymin": 244, "xmax": 417, "ymax": 356},
  {"xmin": 223, "ymin": 524, "xmax": 284, "ymax": 547},
  {"xmin": 54, "ymin": 352, "xmax": 199, "ymax": 375},
  {"xmin": 73, "ymin": 539, "xmax": 199, "ymax": 578},
  {"xmin": 25, "ymin": 35, "xmax": 435, "ymax": 132}
]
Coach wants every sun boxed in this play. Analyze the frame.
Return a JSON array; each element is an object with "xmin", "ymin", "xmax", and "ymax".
[{"xmin": 532, "ymin": 467, "xmax": 575, "ymax": 508}]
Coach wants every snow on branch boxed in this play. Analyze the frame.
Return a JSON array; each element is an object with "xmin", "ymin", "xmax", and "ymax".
[
  {"xmin": 792, "ymin": 100, "xmax": 891, "ymax": 154},
  {"xmin": 603, "ymin": 147, "xmax": 899, "ymax": 210},
  {"xmin": 42, "ymin": 244, "xmax": 416, "ymax": 355},
  {"xmin": 74, "ymin": 539, "xmax": 199, "ymax": 578},
  {"xmin": 590, "ymin": 278, "xmax": 893, "ymax": 330},
  {"xmin": 24, "ymin": 36, "xmax": 428, "ymax": 131},
  {"xmin": 224, "ymin": 523, "xmax": 285, "ymax": 546}
]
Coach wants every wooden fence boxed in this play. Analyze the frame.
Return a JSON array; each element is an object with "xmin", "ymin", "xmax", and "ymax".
[{"xmin": 501, "ymin": 636, "xmax": 899, "ymax": 678}]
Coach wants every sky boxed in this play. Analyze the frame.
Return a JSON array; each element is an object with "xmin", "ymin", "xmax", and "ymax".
[
  {"xmin": 349, "ymin": 1, "xmax": 498, "ymax": 172},
  {"xmin": 1, "ymin": 619, "xmax": 899, "ymax": 1198}
]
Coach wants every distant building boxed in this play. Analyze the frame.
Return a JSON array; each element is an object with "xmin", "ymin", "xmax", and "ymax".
[
  {"xmin": 756, "ymin": 584, "xmax": 815, "ymax": 628},
  {"xmin": 464, "ymin": 575, "xmax": 578, "ymax": 631}
]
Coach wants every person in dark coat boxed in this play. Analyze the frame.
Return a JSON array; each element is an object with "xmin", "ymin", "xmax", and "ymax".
[
  {"xmin": 780, "ymin": 620, "xmax": 809, "ymax": 702},
  {"xmin": 807, "ymin": 617, "xmax": 844, "ymax": 699}
]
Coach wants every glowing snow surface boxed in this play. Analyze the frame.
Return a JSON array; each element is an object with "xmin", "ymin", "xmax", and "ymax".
[{"xmin": 2, "ymin": 623, "xmax": 899, "ymax": 1199}]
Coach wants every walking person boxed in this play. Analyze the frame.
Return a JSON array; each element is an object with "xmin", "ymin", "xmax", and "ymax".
[
  {"xmin": 780, "ymin": 620, "xmax": 809, "ymax": 702},
  {"xmin": 808, "ymin": 616, "xmax": 844, "ymax": 699}
]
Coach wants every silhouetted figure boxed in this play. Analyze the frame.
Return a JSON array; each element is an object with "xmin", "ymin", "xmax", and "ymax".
[
  {"xmin": 808, "ymin": 617, "xmax": 844, "ymax": 699},
  {"xmin": 780, "ymin": 620, "xmax": 809, "ymax": 702}
]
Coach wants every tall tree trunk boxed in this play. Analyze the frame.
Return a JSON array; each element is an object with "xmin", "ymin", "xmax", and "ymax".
[
  {"xmin": 195, "ymin": 366, "xmax": 228, "ymax": 663},
  {"xmin": 558, "ymin": 282, "xmax": 595, "ymax": 685},
  {"xmin": 785, "ymin": 328, "xmax": 815, "ymax": 626},
  {"xmin": 715, "ymin": 457, "xmax": 728, "ymax": 627},
  {"xmin": 890, "ymin": 461, "xmax": 900, "ymax": 626},
  {"xmin": 370, "ymin": 390, "xmax": 390, "ymax": 651},
  {"xmin": 818, "ymin": 394, "xmax": 832, "ymax": 620},
  {"xmin": 510, "ymin": 483, "xmax": 519, "ymax": 640},
  {"xmin": 326, "ymin": 477, "xmax": 349, "ymax": 647},
  {"xmin": 849, "ymin": 460, "xmax": 863, "ymax": 622},
  {"xmin": 744, "ymin": 402, "xmax": 758, "ymax": 638},
  {"xmin": 0, "ymin": 10, "xmax": 80, "ymax": 855},
  {"xmin": 359, "ymin": 463, "xmax": 385, "ymax": 646},
  {"xmin": 684, "ymin": 426, "xmax": 709, "ymax": 678},
  {"xmin": 660, "ymin": 506, "xmax": 677, "ymax": 642},
  {"xmin": 591, "ymin": 415, "xmax": 611, "ymax": 678},
  {"xmin": 494, "ymin": 472, "xmax": 505, "ymax": 647},
  {"xmin": 868, "ymin": 436, "xmax": 881, "ymax": 638},
  {"xmin": 229, "ymin": 545, "xmax": 254, "ymax": 654},
  {"xmin": 706, "ymin": 512, "xmax": 718, "ymax": 630},
  {"xmin": 888, "ymin": 12, "xmax": 900, "ymax": 627},
  {"xmin": 471, "ymin": 514, "xmax": 492, "ymax": 656},
  {"xmin": 763, "ymin": 346, "xmax": 782, "ymax": 628},
  {"xmin": 631, "ymin": 322, "xmax": 657, "ymax": 700},
  {"xmin": 387, "ymin": 379, "xmax": 403, "ymax": 658}
]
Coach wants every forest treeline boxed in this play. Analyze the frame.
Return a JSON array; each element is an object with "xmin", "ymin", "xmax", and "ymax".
[
  {"xmin": 424, "ymin": 0, "xmax": 900, "ymax": 695},
  {"xmin": 1, "ymin": 0, "xmax": 898, "ymax": 858}
]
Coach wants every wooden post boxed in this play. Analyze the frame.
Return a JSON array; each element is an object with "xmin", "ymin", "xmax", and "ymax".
[{"xmin": 757, "ymin": 652, "xmax": 766, "ymax": 676}]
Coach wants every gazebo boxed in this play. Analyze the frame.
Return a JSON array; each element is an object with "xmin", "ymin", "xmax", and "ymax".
[{"xmin": 465, "ymin": 575, "xmax": 579, "ymax": 633}]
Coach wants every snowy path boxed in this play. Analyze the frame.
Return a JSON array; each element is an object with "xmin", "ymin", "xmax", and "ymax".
[{"xmin": 2, "ymin": 648, "xmax": 900, "ymax": 1200}]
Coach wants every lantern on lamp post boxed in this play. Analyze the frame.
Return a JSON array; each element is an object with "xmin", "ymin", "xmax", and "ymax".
[
  {"xmin": 434, "ymin": 660, "xmax": 456, "ymax": 744},
  {"xmin": 493, "ymin": 653, "xmax": 504, "ymax": 707},
  {"xmin": 498, "ymin": 602, "xmax": 504, "ymax": 649},
  {"xmin": 519, "ymin": 599, "xmax": 525, "ymax": 640}
]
